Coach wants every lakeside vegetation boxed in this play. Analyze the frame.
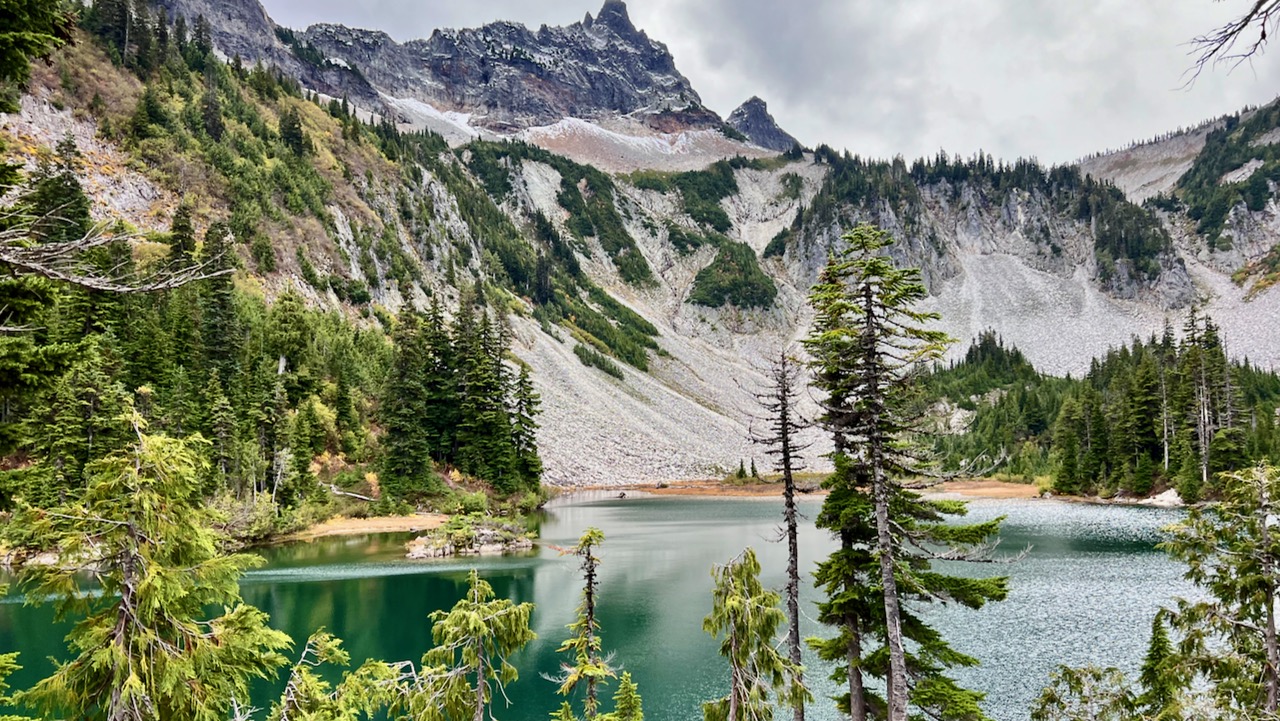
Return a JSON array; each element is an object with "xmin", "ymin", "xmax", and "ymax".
[{"xmin": 926, "ymin": 318, "xmax": 1280, "ymax": 502}]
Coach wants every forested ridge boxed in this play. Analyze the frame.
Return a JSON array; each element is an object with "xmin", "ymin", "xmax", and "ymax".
[
  {"xmin": 0, "ymin": 1, "xmax": 555, "ymax": 530},
  {"xmin": 928, "ymin": 316, "xmax": 1280, "ymax": 501}
]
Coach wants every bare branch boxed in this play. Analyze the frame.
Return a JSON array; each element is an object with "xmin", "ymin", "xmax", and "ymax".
[
  {"xmin": 1186, "ymin": 0, "xmax": 1280, "ymax": 83},
  {"xmin": 0, "ymin": 212, "xmax": 233, "ymax": 297}
]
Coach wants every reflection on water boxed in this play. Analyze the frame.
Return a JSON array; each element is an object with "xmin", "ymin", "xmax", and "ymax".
[{"xmin": 0, "ymin": 496, "xmax": 1190, "ymax": 721}]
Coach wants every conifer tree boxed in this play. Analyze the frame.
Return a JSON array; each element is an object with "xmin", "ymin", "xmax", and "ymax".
[
  {"xmin": 23, "ymin": 134, "xmax": 91, "ymax": 245},
  {"xmin": 1164, "ymin": 461, "xmax": 1280, "ymax": 718},
  {"xmin": 602, "ymin": 673, "xmax": 643, "ymax": 721},
  {"xmin": 456, "ymin": 314, "xmax": 516, "ymax": 491},
  {"xmin": 200, "ymin": 87, "xmax": 224, "ymax": 142},
  {"xmin": 10, "ymin": 413, "xmax": 292, "ymax": 720},
  {"xmin": 805, "ymin": 224, "xmax": 1007, "ymax": 721},
  {"xmin": 280, "ymin": 106, "xmax": 310, "ymax": 156},
  {"xmin": 1137, "ymin": 612, "xmax": 1183, "ymax": 721},
  {"xmin": 421, "ymin": 298, "xmax": 459, "ymax": 460},
  {"xmin": 511, "ymin": 364, "xmax": 543, "ymax": 490},
  {"xmin": 421, "ymin": 570, "xmax": 536, "ymax": 721},
  {"xmin": 168, "ymin": 203, "xmax": 196, "ymax": 262},
  {"xmin": 748, "ymin": 350, "xmax": 810, "ymax": 721},
  {"xmin": 552, "ymin": 528, "xmax": 615, "ymax": 721},
  {"xmin": 703, "ymin": 547, "xmax": 808, "ymax": 721},
  {"xmin": 0, "ymin": 0, "xmax": 70, "ymax": 112},
  {"xmin": 265, "ymin": 630, "xmax": 399, "ymax": 721},
  {"xmin": 1031, "ymin": 666, "xmax": 1134, "ymax": 721},
  {"xmin": 380, "ymin": 312, "xmax": 439, "ymax": 500},
  {"xmin": 199, "ymin": 222, "xmax": 239, "ymax": 380}
]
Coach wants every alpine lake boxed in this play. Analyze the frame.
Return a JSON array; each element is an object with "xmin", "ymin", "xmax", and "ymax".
[{"xmin": 0, "ymin": 493, "xmax": 1192, "ymax": 721}]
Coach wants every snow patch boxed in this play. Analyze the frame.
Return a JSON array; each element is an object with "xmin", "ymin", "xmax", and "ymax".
[
  {"xmin": 379, "ymin": 94, "xmax": 482, "ymax": 145},
  {"xmin": 519, "ymin": 117, "xmax": 771, "ymax": 173}
]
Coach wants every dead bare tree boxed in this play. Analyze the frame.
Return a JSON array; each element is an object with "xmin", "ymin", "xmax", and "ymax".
[{"xmin": 747, "ymin": 347, "xmax": 812, "ymax": 721}]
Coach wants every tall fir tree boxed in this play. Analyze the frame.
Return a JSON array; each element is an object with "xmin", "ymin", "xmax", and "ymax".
[
  {"xmin": 379, "ymin": 312, "xmax": 439, "ymax": 500},
  {"xmin": 805, "ymin": 224, "xmax": 1007, "ymax": 721}
]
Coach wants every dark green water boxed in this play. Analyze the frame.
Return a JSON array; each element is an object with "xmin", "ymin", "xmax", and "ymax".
[{"xmin": 0, "ymin": 494, "xmax": 1190, "ymax": 720}]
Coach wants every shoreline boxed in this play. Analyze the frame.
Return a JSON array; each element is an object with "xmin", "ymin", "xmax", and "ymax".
[
  {"xmin": 271, "ymin": 479, "xmax": 1182, "ymax": 545},
  {"xmin": 274, "ymin": 513, "xmax": 448, "ymax": 544},
  {"xmin": 595, "ymin": 477, "xmax": 1045, "ymax": 500}
]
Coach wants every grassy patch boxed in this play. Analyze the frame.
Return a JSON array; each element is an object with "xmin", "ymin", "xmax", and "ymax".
[{"xmin": 688, "ymin": 241, "xmax": 777, "ymax": 309}]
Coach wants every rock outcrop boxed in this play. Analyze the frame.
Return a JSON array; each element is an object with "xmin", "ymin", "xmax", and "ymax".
[
  {"xmin": 299, "ymin": 0, "xmax": 710, "ymax": 132},
  {"xmin": 727, "ymin": 97, "xmax": 799, "ymax": 152},
  {"xmin": 153, "ymin": 0, "xmax": 381, "ymax": 104}
]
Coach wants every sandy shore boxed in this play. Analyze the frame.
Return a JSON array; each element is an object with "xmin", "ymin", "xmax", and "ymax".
[
  {"xmin": 928, "ymin": 479, "xmax": 1042, "ymax": 499},
  {"xmin": 279, "ymin": 513, "xmax": 447, "ymax": 543}
]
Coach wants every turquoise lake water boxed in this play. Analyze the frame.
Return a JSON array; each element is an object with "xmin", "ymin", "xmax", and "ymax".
[{"xmin": 0, "ymin": 494, "xmax": 1192, "ymax": 720}]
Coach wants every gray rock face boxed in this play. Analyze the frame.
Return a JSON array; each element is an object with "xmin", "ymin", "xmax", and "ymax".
[
  {"xmin": 299, "ymin": 0, "xmax": 711, "ymax": 131},
  {"xmin": 727, "ymin": 97, "xmax": 799, "ymax": 152},
  {"xmin": 154, "ymin": 0, "xmax": 381, "ymax": 105}
]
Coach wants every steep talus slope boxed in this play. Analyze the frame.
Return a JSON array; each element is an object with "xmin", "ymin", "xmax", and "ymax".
[{"xmin": 1079, "ymin": 121, "xmax": 1219, "ymax": 203}]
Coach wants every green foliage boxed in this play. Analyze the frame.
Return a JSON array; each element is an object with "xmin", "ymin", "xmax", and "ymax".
[
  {"xmin": 1177, "ymin": 106, "xmax": 1280, "ymax": 244},
  {"xmin": 0, "ymin": 0, "xmax": 71, "ymax": 112},
  {"xmin": 688, "ymin": 241, "xmax": 777, "ymax": 309},
  {"xmin": 380, "ymin": 302, "xmax": 542, "ymax": 498},
  {"xmin": 1163, "ymin": 462, "xmax": 1280, "ymax": 717},
  {"xmin": 762, "ymin": 229, "xmax": 790, "ymax": 259},
  {"xmin": 1031, "ymin": 666, "xmax": 1135, "ymax": 721},
  {"xmin": 417, "ymin": 570, "xmax": 537, "ymax": 721},
  {"xmin": 552, "ymin": 528, "xmax": 617, "ymax": 721},
  {"xmin": 925, "ymin": 313, "xmax": 1280, "ymax": 497},
  {"xmin": 666, "ymin": 223, "xmax": 721, "ymax": 256},
  {"xmin": 265, "ymin": 630, "xmax": 400, "ymax": 721},
  {"xmin": 574, "ymin": 344, "xmax": 625, "ymax": 379},
  {"xmin": 462, "ymin": 141, "xmax": 654, "ymax": 285},
  {"xmin": 702, "ymin": 547, "xmax": 808, "ymax": 721},
  {"xmin": 805, "ymin": 224, "xmax": 1005, "ymax": 721},
  {"xmin": 9, "ymin": 418, "xmax": 293, "ymax": 721},
  {"xmin": 671, "ymin": 161, "xmax": 738, "ymax": 232},
  {"xmin": 601, "ymin": 673, "xmax": 643, "ymax": 721}
]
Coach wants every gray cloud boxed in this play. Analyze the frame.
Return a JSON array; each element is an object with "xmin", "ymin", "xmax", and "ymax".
[{"xmin": 261, "ymin": 0, "xmax": 1280, "ymax": 164}]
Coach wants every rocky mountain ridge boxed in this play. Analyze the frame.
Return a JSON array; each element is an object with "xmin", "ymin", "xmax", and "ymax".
[
  {"xmin": 16, "ymin": 1, "xmax": 1280, "ymax": 488},
  {"xmin": 298, "ymin": 0, "xmax": 712, "ymax": 133}
]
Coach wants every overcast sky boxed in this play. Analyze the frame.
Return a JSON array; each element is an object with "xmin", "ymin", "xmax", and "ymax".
[{"xmin": 259, "ymin": 0, "xmax": 1280, "ymax": 165}]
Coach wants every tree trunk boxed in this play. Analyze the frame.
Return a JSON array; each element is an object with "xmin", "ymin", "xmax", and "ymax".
[
  {"xmin": 729, "ymin": 632, "xmax": 741, "ymax": 721},
  {"xmin": 1261, "ymin": 480, "xmax": 1279, "ymax": 715},
  {"xmin": 1159, "ymin": 367, "xmax": 1170, "ymax": 472},
  {"xmin": 873, "ymin": 461, "xmax": 908, "ymax": 721},
  {"xmin": 781, "ymin": 360, "xmax": 805, "ymax": 721},
  {"xmin": 585, "ymin": 552, "xmax": 599, "ymax": 720},
  {"xmin": 847, "ymin": 613, "xmax": 866, "ymax": 721},
  {"xmin": 862, "ymin": 283, "xmax": 907, "ymax": 721}
]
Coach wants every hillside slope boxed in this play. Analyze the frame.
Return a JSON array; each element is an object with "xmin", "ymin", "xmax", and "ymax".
[{"xmin": 9, "ymin": 2, "xmax": 1280, "ymax": 490}]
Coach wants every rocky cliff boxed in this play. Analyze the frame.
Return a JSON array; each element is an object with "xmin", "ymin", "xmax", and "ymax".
[
  {"xmin": 727, "ymin": 97, "xmax": 799, "ymax": 152},
  {"xmin": 302, "ymin": 0, "xmax": 711, "ymax": 132}
]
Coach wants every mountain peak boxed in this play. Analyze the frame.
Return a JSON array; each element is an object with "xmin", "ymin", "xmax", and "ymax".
[
  {"xmin": 727, "ymin": 96, "xmax": 799, "ymax": 152},
  {"xmin": 597, "ymin": 0, "xmax": 635, "ymax": 33}
]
